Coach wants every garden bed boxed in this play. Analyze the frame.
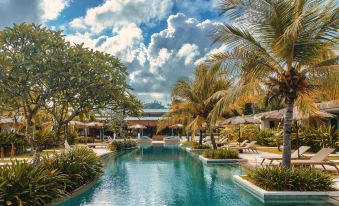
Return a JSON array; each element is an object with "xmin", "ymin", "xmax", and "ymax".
[
  {"xmin": 185, "ymin": 147, "xmax": 209, "ymax": 154},
  {"xmin": 199, "ymin": 155, "xmax": 247, "ymax": 164},
  {"xmin": 233, "ymin": 175, "xmax": 339, "ymax": 203}
]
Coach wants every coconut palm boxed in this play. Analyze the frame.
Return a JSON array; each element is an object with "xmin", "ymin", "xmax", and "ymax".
[
  {"xmin": 160, "ymin": 64, "xmax": 232, "ymax": 149},
  {"xmin": 210, "ymin": 0, "xmax": 339, "ymax": 167}
]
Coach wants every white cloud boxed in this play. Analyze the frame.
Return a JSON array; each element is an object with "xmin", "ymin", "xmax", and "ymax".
[
  {"xmin": 0, "ymin": 0, "xmax": 70, "ymax": 28},
  {"xmin": 66, "ymin": 12, "xmax": 223, "ymax": 104},
  {"xmin": 41, "ymin": 0, "xmax": 70, "ymax": 21},
  {"xmin": 70, "ymin": 0, "xmax": 173, "ymax": 33},
  {"xmin": 177, "ymin": 44, "xmax": 200, "ymax": 65}
]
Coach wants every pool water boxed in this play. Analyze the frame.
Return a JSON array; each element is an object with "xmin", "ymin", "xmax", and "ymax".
[{"xmin": 58, "ymin": 145, "xmax": 336, "ymax": 206}]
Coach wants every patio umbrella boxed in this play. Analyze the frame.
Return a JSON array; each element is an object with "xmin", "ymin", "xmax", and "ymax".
[
  {"xmin": 169, "ymin": 123, "xmax": 184, "ymax": 136},
  {"xmin": 128, "ymin": 124, "xmax": 147, "ymax": 138},
  {"xmin": 220, "ymin": 116, "xmax": 260, "ymax": 140}
]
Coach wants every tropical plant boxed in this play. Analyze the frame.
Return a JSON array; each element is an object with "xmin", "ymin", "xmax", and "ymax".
[
  {"xmin": 191, "ymin": 144, "xmax": 210, "ymax": 149},
  {"xmin": 159, "ymin": 64, "xmax": 233, "ymax": 149},
  {"xmin": 34, "ymin": 128, "xmax": 56, "ymax": 150},
  {"xmin": 203, "ymin": 148, "xmax": 239, "ymax": 159},
  {"xmin": 211, "ymin": 0, "xmax": 339, "ymax": 167},
  {"xmin": 0, "ymin": 131, "xmax": 29, "ymax": 154},
  {"xmin": 0, "ymin": 160, "xmax": 68, "ymax": 206},
  {"xmin": 67, "ymin": 127, "xmax": 79, "ymax": 145},
  {"xmin": 41, "ymin": 147, "xmax": 103, "ymax": 192},
  {"xmin": 248, "ymin": 167, "xmax": 334, "ymax": 191},
  {"xmin": 109, "ymin": 140, "xmax": 137, "ymax": 152}
]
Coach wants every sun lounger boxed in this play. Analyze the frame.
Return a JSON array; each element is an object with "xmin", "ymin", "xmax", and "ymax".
[
  {"xmin": 222, "ymin": 141, "xmax": 257, "ymax": 153},
  {"xmin": 260, "ymin": 146, "xmax": 310, "ymax": 165},
  {"xmin": 216, "ymin": 137, "xmax": 228, "ymax": 146},
  {"xmin": 278, "ymin": 148, "xmax": 339, "ymax": 172},
  {"xmin": 226, "ymin": 140, "xmax": 249, "ymax": 147}
]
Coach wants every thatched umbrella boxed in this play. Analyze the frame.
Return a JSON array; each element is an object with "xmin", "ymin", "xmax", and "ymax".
[
  {"xmin": 220, "ymin": 116, "xmax": 260, "ymax": 140},
  {"xmin": 259, "ymin": 107, "xmax": 335, "ymax": 121},
  {"xmin": 69, "ymin": 121, "xmax": 87, "ymax": 129},
  {"xmin": 169, "ymin": 123, "xmax": 184, "ymax": 136},
  {"xmin": 128, "ymin": 124, "xmax": 147, "ymax": 138}
]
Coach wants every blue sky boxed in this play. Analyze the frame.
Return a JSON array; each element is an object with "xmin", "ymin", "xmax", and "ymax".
[{"xmin": 0, "ymin": 0, "xmax": 226, "ymax": 104}]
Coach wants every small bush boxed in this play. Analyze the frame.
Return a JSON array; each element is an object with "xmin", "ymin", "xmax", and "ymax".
[
  {"xmin": 191, "ymin": 144, "xmax": 210, "ymax": 149},
  {"xmin": 181, "ymin": 141, "xmax": 198, "ymax": 147},
  {"xmin": 203, "ymin": 148, "xmax": 239, "ymax": 159},
  {"xmin": 0, "ymin": 131, "xmax": 29, "ymax": 154},
  {"xmin": 247, "ymin": 167, "xmax": 334, "ymax": 191},
  {"xmin": 67, "ymin": 127, "xmax": 79, "ymax": 145},
  {"xmin": 0, "ymin": 161, "xmax": 69, "ymax": 206},
  {"xmin": 41, "ymin": 147, "xmax": 103, "ymax": 192},
  {"xmin": 34, "ymin": 128, "xmax": 57, "ymax": 149},
  {"xmin": 109, "ymin": 140, "xmax": 137, "ymax": 152}
]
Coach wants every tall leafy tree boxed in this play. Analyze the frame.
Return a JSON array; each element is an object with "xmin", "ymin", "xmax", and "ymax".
[
  {"xmin": 0, "ymin": 23, "xmax": 66, "ymax": 158},
  {"xmin": 43, "ymin": 44, "xmax": 142, "ymax": 141},
  {"xmin": 162, "ymin": 64, "xmax": 232, "ymax": 149},
  {"xmin": 211, "ymin": 0, "xmax": 339, "ymax": 167}
]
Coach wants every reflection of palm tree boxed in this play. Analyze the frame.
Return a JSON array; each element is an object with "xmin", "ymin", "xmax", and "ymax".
[
  {"xmin": 160, "ymin": 64, "xmax": 233, "ymax": 149},
  {"xmin": 211, "ymin": 0, "xmax": 339, "ymax": 167}
]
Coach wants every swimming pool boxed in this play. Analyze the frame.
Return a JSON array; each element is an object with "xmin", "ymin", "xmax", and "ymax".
[{"xmin": 58, "ymin": 145, "xmax": 336, "ymax": 206}]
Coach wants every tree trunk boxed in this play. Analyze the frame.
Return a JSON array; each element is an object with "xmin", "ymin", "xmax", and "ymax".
[
  {"xmin": 64, "ymin": 123, "xmax": 69, "ymax": 143},
  {"xmin": 54, "ymin": 122, "xmax": 63, "ymax": 145},
  {"xmin": 282, "ymin": 102, "xmax": 294, "ymax": 168},
  {"xmin": 199, "ymin": 129, "xmax": 203, "ymax": 145},
  {"xmin": 210, "ymin": 128, "xmax": 217, "ymax": 149},
  {"xmin": 26, "ymin": 117, "xmax": 39, "ymax": 163}
]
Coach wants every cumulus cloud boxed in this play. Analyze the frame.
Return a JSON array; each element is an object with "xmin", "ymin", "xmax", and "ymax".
[
  {"xmin": 41, "ymin": 0, "xmax": 70, "ymax": 21},
  {"xmin": 66, "ymin": 13, "xmax": 223, "ymax": 103},
  {"xmin": 0, "ymin": 0, "xmax": 70, "ymax": 28},
  {"xmin": 70, "ymin": 0, "xmax": 173, "ymax": 33}
]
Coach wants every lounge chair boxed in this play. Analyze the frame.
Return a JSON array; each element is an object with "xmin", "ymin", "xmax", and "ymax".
[
  {"xmin": 278, "ymin": 148, "xmax": 339, "ymax": 172},
  {"xmin": 227, "ymin": 140, "xmax": 248, "ymax": 147},
  {"xmin": 260, "ymin": 146, "xmax": 310, "ymax": 165},
  {"xmin": 216, "ymin": 137, "xmax": 228, "ymax": 146},
  {"xmin": 222, "ymin": 141, "xmax": 258, "ymax": 153}
]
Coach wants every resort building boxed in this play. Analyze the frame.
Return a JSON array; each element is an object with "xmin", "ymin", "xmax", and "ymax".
[{"xmin": 125, "ymin": 108, "xmax": 172, "ymax": 139}]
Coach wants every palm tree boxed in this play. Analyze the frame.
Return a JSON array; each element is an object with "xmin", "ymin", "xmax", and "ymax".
[
  {"xmin": 160, "ymin": 64, "xmax": 232, "ymax": 149},
  {"xmin": 210, "ymin": 0, "xmax": 339, "ymax": 167}
]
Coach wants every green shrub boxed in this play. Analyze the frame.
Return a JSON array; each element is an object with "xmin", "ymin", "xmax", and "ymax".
[
  {"xmin": 247, "ymin": 167, "xmax": 334, "ymax": 191},
  {"xmin": 42, "ymin": 147, "xmax": 103, "ymax": 192},
  {"xmin": 0, "ymin": 161, "xmax": 68, "ymax": 206},
  {"xmin": 78, "ymin": 136, "xmax": 95, "ymax": 143},
  {"xmin": 191, "ymin": 144, "xmax": 210, "ymax": 149},
  {"xmin": 203, "ymin": 148, "xmax": 239, "ymax": 159},
  {"xmin": 34, "ymin": 128, "xmax": 57, "ymax": 149},
  {"xmin": 181, "ymin": 141, "xmax": 198, "ymax": 147},
  {"xmin": 0, "ymin": 131, "xmax": 29, "ymax": 154},
  {"xmin": 67, "ymin": 127, "xmax": 79, "ymax": 145},
  {"xmin": 109, "ymin": 140, "xmax": 137, "ymax": 152}
]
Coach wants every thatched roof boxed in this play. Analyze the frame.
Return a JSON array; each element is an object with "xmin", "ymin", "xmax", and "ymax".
[{"xmin": 258, "ymin": 107, "xmax": 335, "ymax": 121}]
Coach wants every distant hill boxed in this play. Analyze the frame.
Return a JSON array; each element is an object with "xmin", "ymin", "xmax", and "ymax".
[{"xmin": 144, "ymin": 101, "xmax": 166, "ymax": 109}]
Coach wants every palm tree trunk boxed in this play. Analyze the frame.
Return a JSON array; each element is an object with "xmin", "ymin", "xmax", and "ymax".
[
  {"xmin": 199, "ymin": 129, "xmax": 203, "ymax": 145},
  {"xmin": 282, "ymin": 102, "xmax": 294, "ymax": 168},
  {"xmin": 210, "ymin": 128, "xmax": 217, "ymax": 149}
]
